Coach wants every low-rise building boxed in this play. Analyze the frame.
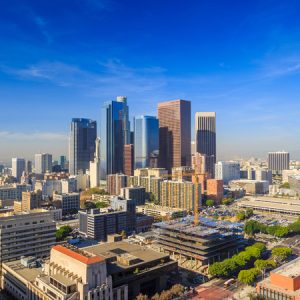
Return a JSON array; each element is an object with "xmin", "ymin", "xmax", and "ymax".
[
  {"xmin": 257, "ymin": 257, "xmax": 300, "ymax": 300},
  {"xmin": 136, "ymin": 204, "xmax": 187, "ymax": 219},
  {"xmin": 229, "ymin": 179, "xmax": 269, "ymax": 194},
  {"xmin": 120, "ymin": 186, "xmax": 146, "ymax": 205},
  {"xmin": 53, "ymin": 192, "xmax": 80, "ymax": 213}
]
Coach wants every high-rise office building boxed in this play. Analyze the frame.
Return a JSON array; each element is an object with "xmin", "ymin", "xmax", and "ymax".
[
  {"xmin": 59, "ymin": 155, "xmax": 66, "ymax": 169},
  {"xmin": 11, "ymin": 158, "xmax": 25, "ymax": 182},
  {"xmin": 35, "ymin": 153, "xmax": 52, "ymax": 174},
  {"xmin": 268, "ymin": 151, "xmax": 290, "ymax": 175},
  {"xmin": 69, "ymin": 118, "xmax": 97, "ymax": 175},
  {"xmin": 100, "ymin": 96, "xmax": 130, "ymax": 178},
  {"xmin": 90, "ymin": 137, "xmax": 101, "ymax": 187},
  {"xmin": 158, "ymin": 100, "xmax": 191, "ymax": 171},
  {"xmin": 107, "ymin": 173, "xmax": 127, "ymax": 195},
  {"xmin": 21, "ymin": 191, "xmax": 42, "ymax": 211},
  {"xmin": 123, "ymin": 144, "xmax": 134, "ymax": 176},
  {"xmin": 134, "ymin": 116, "xmax": 159, "ymax": 169},
  {"xmin": 215, "ymin": 161, "xmax": 240, "ymax": 185},
  {"xmin": 25, "ymin": 160, "xmax": 32, "ymax": 174},
  {"xmin": 195, "ymin": 112, "xmax": 216, "ymax": 176}
]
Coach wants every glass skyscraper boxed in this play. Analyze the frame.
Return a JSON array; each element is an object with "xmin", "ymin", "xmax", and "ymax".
[
  {"xmin": 100, "ymin": 96, "xmax": 130, "ymax": 178},
  {"xmin": 69, "ymin": 118, "xmax": 97, "ymax": 175},
  {"xmin": 134, "ymin": 115, "xmax": 159, "ymax": 168}
]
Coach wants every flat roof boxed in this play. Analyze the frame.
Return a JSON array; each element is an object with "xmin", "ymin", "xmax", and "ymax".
[
  {"xmin": 52, "ymin": 245, "xmax": 104, "ymax": 265},
  {"xmin": 84, "ymin": 241, "xmax": 168, "ymax": 272},
  {"xmin": 238, "ymin": 197, "xmax": 300, "ymax": 213},
  {"xmin": 272, "ymin": 257, "xmax": 300, "ymax": 278},
  {"xmin": 3, "ymin": 260, "xmax": 42, "ymax": 282}
]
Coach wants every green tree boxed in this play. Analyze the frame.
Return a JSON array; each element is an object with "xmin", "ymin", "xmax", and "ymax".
[
  {"xmin": 238, "ymin": 268, "xmax": 259, "ymax": 285},
  {"xmin": 254, "ymin": 259, "xmax": 276, "ymax": 271},
  {"xmin": 206, "ymin": 199, "xmax": 215, "ymax": 207},
  {"xmin": 95, "ymin": 201, "xmax": 108, "ymax": 208},
  {"xmin": 222, "ymin": 197, "xmax": 233, "ymax": 205},
  {"xmin": 236, "ymin": 210, "xmax": 246, "ymax": 221},
  {"xmin": 245, "ymin": 208, "xmax": 254, "ymax": 218},
  {"xmin": 56, "ymin": 225, "xmax": 72, "ymax": 241},
  {"xmin": 272, "ymin": 247, "xmax": 292, "ymax": 262},
  {"xmin": 84, "ymin": 201, "xmax": 96, "ymax": 209}
]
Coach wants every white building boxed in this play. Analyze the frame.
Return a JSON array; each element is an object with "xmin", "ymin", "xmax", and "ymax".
[
  {"xmin": 90, "ymin": 137, "xmax": 101, "ymax": 188},
  {"xmin": 11, "ymin": 158, "xmax": 25, "ymax": 182},
  {"xmin": 215, "ymin": 161, "xmax": 240, "ymax": 185},
  {"xmin": 34, "ymin": 153, "xmax": 53, "ymax": 174}
]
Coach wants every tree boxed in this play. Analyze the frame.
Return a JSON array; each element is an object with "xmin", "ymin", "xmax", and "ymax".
[
  {"xmin": 280, "ymin": 182, "xmax": 290, "ymax": 189},
  {"xmin": 252, "ymin": 242, "xmax": 267, "ymax": 253},
  {"xmin": 95, "ymin": 201, "xmax": 108, "ymax": 208},
  {"xmin": 56, "ymin": 225, "xmax": 72, "ymax": 241},
  {"xmin": 222, "ymin": 197, "xmax": 233, "ymax": 205},
  {"xmin": 236, "ymin": 210, "xmax": 246, "ymax": 221},
  {"xmin": 206, "ymin": 199, "xmax": 215, "ymax": 207},
  {"xmin": 254, "ymin": 259, "xmax": 276, "ymax": 271},
  {"xmin": 272, "ymin": 247, "xmax": 292, "ymax": 262},
  {"xmin": 245, "ymin": 208, "xmax": 254, "ymax": 218},
  {"xmin": 238, "ymin": 268, "xmax": 259, "ymax": 285},
  {"xmin": 84, "ymin": 201, "xmax": 96, "ymax": 209}
]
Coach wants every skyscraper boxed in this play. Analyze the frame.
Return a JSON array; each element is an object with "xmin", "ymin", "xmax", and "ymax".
[
  {"xmin": 100, "ymin": 96, "xmax": 130, "ymax": 178},
  {"xmin": 90, "ymin": 137, "xmax": 101, "ymax": 188},
  {"xmin": 35, "ymin": 153, "xmax": 52, "ymax": 174},
  {"xmin": 195, "ymin": 112, "xmax": 216, "ymax": 176},
  {"xmin": 268, "ymin": 151, "xmax": 290, "ymax": 175},
  {"xmin": 124, "ymin": 144, "xmax": 134, "ymax": 176},
  {"xmin": 134, "ymin": 115, "xmax": 159, "ymax": 169},
  {"xmin": 158, "ymin": 99, "xmax": 191, "ymax": 171},
  {"xmin": 69, "ymin": 118, "xmax": 97, "ymax": 175},
  {"xmin": 11, "ymin": 158, "xmax": 25, "ymax": 182}
]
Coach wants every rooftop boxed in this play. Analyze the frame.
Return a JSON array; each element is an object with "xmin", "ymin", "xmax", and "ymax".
[
  {"xmin": 52, "ymin": 244, "xmax": 104, "ymax": 265},
  {"xmin": 84, "ymin": 241, "xmax": 168, "ymax": 272},
  {"xmin": 3, "ymin": 260, "xmax": 42, "ymax": 282},
  {"xmin": 272, "ymin": 257, "xmax": 300, "ymax": 278}
]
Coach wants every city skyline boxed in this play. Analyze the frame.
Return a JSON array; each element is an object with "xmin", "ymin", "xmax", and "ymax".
[{"xmin": 1, "ymin": 0, "xmax": 300, "ymax": 162}]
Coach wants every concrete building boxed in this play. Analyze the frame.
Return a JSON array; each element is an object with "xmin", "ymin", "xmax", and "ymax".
[
  {"xmin": 123, "ymin": 144, "xmax": 134, "ymax": 176},
  {"xmin": 120, "ymin": 186, "xmax": 146, "ymax": 206},
  {"xmin": 0, "ymin": 209, "xmax": 56, "ymax": 266},
  {"xmin": 206, "ymin": 179, "xmax": 224, "ymax": 204},
  {"xmin": 229, "ymin": 179, "xmax": 269, "ymax": 194},
  {"xmin": 195, "ymin": 112, "xmax": 216, "ymax": 177},
  {"xmin": 26, "ymin": 160, "xmax": 32, "ymax": 174},
  {"xmin": 69, "ymin": 118, "xmax": 97, "ymax": 175},
  {"xmin": 79, "ymin": 208, "xmax": 127, "ymax": 241},
  {"xmin": 255, "ymin": 168, "xmax": 273, "ymax": 185},
  {"xmin": 192, "ymin": 152, "xmax": 215, "ymax": 176},
  {"xmin": 107, "ymin": 173, "xmax": 127, "ymax": 195},
  {"xmin": 110, "ymin": 197, "xmax": 136, "ymax": 233},
  {"xmin": 61, "ymin": 177, "xmax": 77, "ymax": 193},
  {"xmin": 283, "ymin": 169, "xmax": 300, "ymax": 183},
  {"xmin": 215, "ymin": 161, "xmax": 240, "ymax": 185},
  {"xmin": 172, "ymin": 166, "xmax": 194, "ymax": 182},
  {"xmin": 158, "ymin": 99, "xmax": 191, "ymax": 171},
  {"xmin": 100, "ymin": 97, "xmax": 130, "ymax": 178},
  {"xmin": 12, "ymin": 158, "xmax": 26, "ymax": 182},
  {"xmin": 134, "ymin": 115, "xmax": 159, "ymax": 169},
  {"xmin": 1, "ymin": 244, "xmax": 124, "ymax": 300},
  {"xmin": 134, "ymin": 168, "xmax": 168, "ymax": 178},
  {"xmin": 136, "ymin": 204, "xmax": 187, "ymax": 219},
  {"xmin": 90, "ymin": 137, "xmax": 101, "ymax": 188},
  {"xmin": 34, "ymin": 153, "xmax": 52, "ymax": 174},
  {"xmin": 268, "ymin": 151, "xmax": 290, "ymax": 175},
  {"xmin": 35, "ymin": 179, "xmax": 62, "ymax": 198},
  {"xmin": 257, "ymin": 257, "xmax": 300, "ymax": 300},
  {"xmin": 21, "ymin": 190, "xmax": 42, "ymax": 211},
  {"xmin": 160, "ymin": 180, "xmax": 201, "ymax": 211},
  {"xmin": 0, "ymin": 184, "xmax": 32, "ymax": 204},
  {"xmin": 53, "ymin": 193, "xmax": 80, "ymax": 213},
  {"xmin": 288, "ymin": 175, "xmax": 300, "ymax": 194}
]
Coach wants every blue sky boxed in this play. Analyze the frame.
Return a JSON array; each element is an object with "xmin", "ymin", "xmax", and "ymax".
[{"xmin": 1, "ymin": 0, "xmax": 300, "ymax": 164}]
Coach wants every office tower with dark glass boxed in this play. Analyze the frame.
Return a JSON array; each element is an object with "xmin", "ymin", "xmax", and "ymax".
[
  {"xmin": 34, "ymin": 153, "xmax": 52, "ymax": 174},
  {"xmin": 100, "ymin": 96, "xmax": 130, "ymax": 178},
  {"xmin": 134, "ymin": 115, "xmax": 159, "ymax": 169},
  {"xmin": 268, "ymin": 151, "xmax": 290, "ymax": 175},
  {"xmin": 195, "ymin": 112, "xmax": 216, "ymax": 177},
  {"xmin": 69, "ymin": 118, "xmax": 97, "ymax": 175},
  {"xmin": 158, "ymin": 100, "xmax": 191, "ymax": 171}
]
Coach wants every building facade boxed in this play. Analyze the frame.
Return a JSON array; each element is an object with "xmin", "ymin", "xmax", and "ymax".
[
  {"xmin": 69, "ymin": 118, "xmax": 97, "ymax": 175},
  {"xmin": 107, "ymin": 173, "xmax": 127, "ymax": 195},
  {"xmin": 215, "ymin": 161, "xmax": 240, "ymax": 185},
  {"xmin": 90, "ymin": 137, "xmax": 101, "ymax": 188},
  {"xmin": 12, "ymin": 158, "xmax": 26, "ymax": 182},
  {"xmin": 123, "ymin": 144, "xmax": 134, "ymax": 176},
  {"xmin": 34, "ymin": 153, "xmax": 52, "ymax": 174},
  {"xmin": 158, "ymin": 100, "xmax": 191, "ymax": 171},
  {"xmin": 134, "ymin": 115, "xmax": 159, "ymax": 169},
  {"xmin": 195, "ymin": 112, "xmax": 216, "ymax": 176},
  {"xmin": 268, "ymin": 151, "xmax": 290, "ymax": 175},
  {"xmin": 100, "ymin": 97, "xmax": 130, "ymax": 178}
]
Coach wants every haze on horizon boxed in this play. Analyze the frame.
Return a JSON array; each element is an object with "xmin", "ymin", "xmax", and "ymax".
[{"xmin": 1, "ymin": 0, "xmax": 300, "ymax": 164}]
